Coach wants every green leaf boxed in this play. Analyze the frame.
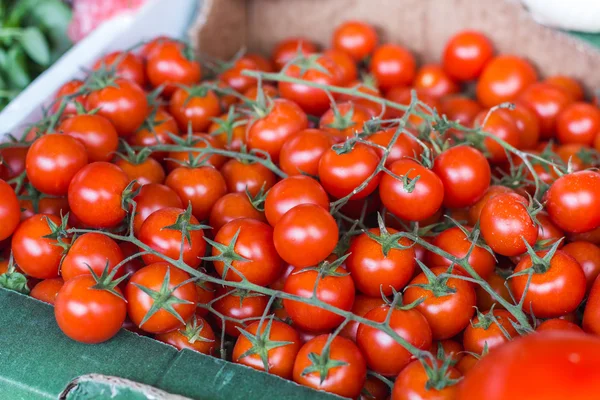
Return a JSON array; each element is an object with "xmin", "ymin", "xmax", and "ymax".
[
  {"xmin": 5, "ymin": 45, "xmax": 31, "ymax": 89},
  {"xmin": 30, "ymin": 0, "xmax": 71, "ymax": 59},
  {"xmin": 20, "ymin": 26, "xmax": 50, "ymax": 65}
]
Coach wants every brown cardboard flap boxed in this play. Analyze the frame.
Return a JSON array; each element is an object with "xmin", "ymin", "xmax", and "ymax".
[{"xmin": 191, "ymin": 0, "xmax": 600, "ymax": 90}]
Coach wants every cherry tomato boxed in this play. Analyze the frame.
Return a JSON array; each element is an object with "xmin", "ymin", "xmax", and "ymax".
[
  {"xmin": 468, "ymin": 185, "xmax": 514, "ymax": 225},
  {"xmin": 68, "ymin": 162, "xmax": 130, "ymax": 228},
  {"xmin": 509, "ymin": 101, "xmax": 541, "ymax": 149},
  {"xmin": 0, "ymin": 179, "xmax": 20, "ymax": 241},
  {"xmin": 404, "ymin": 266, "xmax": 476, "ymax": 339},
  {"xmin": 264, "ymin": 176, "xmax": 329, "ymax": 226},
  {"xmin": 126, "ymin": 262, "xmax": 198, "ymax": 333},
  {"xmin": 442, "ymin": 30, "xmax": 494, "ymax": 82},
  {"xmin": 393, "ymin": 359, "xmax": 461, "ymax": 400},
  {"xmin": 212, "ymin": 288, "xmax": 269, "ymax": 336},
  {"xmin": 208, "ymin": 111, "xmax": 247, "ymax": 152},
  {"xmin": 434, "ymin": 339, "xmax": 464, "ymax": 363},
  {"xmin": 537, "ymin": 318, "xmax": 583, "ymax": 333},
  {"xmin": 511, "ymin": 249, "xmax": 586, "ymax": 318},
  {"xmin": 357, "ymin": 305, "xmax": 432, "ymax": 376},
  {"xmin": 0, "ymin": 146, "xmax": 27, "ymax": 181},
  {"xmin": 93, "ymin": 51, "xmax": 146, "ymax": 87},
  {"xmin": 379, "ymin": 159, "xmax": 444, "ymax": 222},
  {"xmin": 232, "ymin": 319, "xmax": 302, "ymax": 379},
  {"xmin": 146, "ymin": 41, "xmax": 201, "ymax": 97},
  {"xmin": 293, "ymin": 334, "xmax": 366, "ymax": 398},
  {"xmin": 279, "ymin": 129, "xmax": 335, "ymax": 177},
  {"xmin": 115, "ymin": 155, "xmax": 165, "ymax": 186},
  {"xmin": 139, "ymin": 207, "xmax": 206, "ymax": 268},
  {"xmin": 155, "ymin": 316, "xmax": 217, "ymax": 355},
  {"xmin": 463, "ymin": 309, "xmax": 517, "ymax": 353},
  {"xmin": 220, "ymin": 159, "xmax": 277, "ymax": 197},
  {"xmin": 58, "ymin": 114, "xmax": 119, "ymax": 163},
  {"xmin": 26, "ymin": 134, "xmax": 88, "ymax": 196},
  {"xmin": 30, "ymin": 278, "xmax": 64, "ymax": 305},
  {"xmin": 367, "ymin": 128, "xmax": 423, "ymax": 166},
  {"xmin": 61, "ymin": 232, "xmax": 124, "ymax": 281},
  {"xmin": 360, "ymin": 375, "xmax": 389, "ymax": 400},
  {"xmin": 55, "ymin": 275, "xmax": 126, "ymax": 343},
  {"xmin": 319, "ymin": 102, "xmax": 371, "ymax": 138},
  {"xmin": 414, "ymin": 64, "xmax": 459, "ymax": 98},
  {"xmin": 340, "ymin": 80, "xmax": 385, "ymax": 117},
  {"xmin": 271, "ymin": 37, "xmax": 317, "ymax": 71},
  {"xmin": 474, "ymin": 109, "xmax": 521, "ymax": 163},
  {"xmin": 332, "ymin": 20, "xmax": 378, "ymax": 61},
  {"xmin": 369, "ymin": 44, "xmax": 416, "ymax": 91},
  {"xmin": 165, "ymin": 133, "xmax": 226, "ymax": 171},
  {"xmin": 273, "ymin": 204, "xmax": 339, "ymax": 268},
  {"xmin": 476, "ymin": 55, "xmax": 537, "ymax": 108},
  {"xmin": 219, "ymin": 56, "xmax": 264, "ymax": 94},
  {"xmin": 339, "ymin": 295, "xmax": 385, "ymax": 342},
  {"xmin": 209, "ymin": 192, "xmax": 266, "ymax": 232},
  {"xmin": 323, "ymin": 49, "xmax": 358, "ymax": 85},
  {"xmin": 132, "ymin": 183, "xmax": 183, "ymax": 235},
  {"xmin": 440, "ymin": 95, "xmax": 482, "ymax": 129},
  {"xmin": 518, "ymin": 82, "xmax": 573, "ymax": 139},
  {"xmin": 128, "ymin": 108, "xmax": 178, "ymax": 161},
  {"xmin": 544, "ymin": 75, "xmax": 584, "ymax": 102},
  {"xmin": 53, "ymin": 79, "xmax": 86, "ymax": 115},
  {"xmin": 562, "ymin": 241, "xmax": 600, "ymax": 292},
  {"xmin": 556, "ymin": 102, "xmax": 600, "ymax": 146},
  {"xmin": 169, "ymin": 87, "xmax": 221, "ymax": 132}
]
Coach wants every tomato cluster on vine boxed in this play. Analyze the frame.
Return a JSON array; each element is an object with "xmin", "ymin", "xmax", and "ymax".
[{"xmin": 2, "ymin": 20, "xmax": 600, "ymax": 400}]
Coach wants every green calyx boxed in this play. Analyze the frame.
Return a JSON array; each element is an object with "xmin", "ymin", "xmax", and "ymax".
[
  {"xmin": 116, "ymin": 140, "xmax": 153, "ymax": 166},
  {"xmin": 409, "ymin": 259, "xmax": 457, "ymax": 298},
  {"xmin": 325, "ymin": 104, "xmax": 356, "ymax": 132},
  {"xmin": 43, "ymin": 213, "xmax": 71, "ymax": 253},
  {"xmin": 203, "ymin": 227, "xmax": 250, "ymax": 280},
  {"xmin": 365, "ymin": 213, "xmax": 413, "ymax": 257},
  {"xmin": 180, "ymin": 316, "xmax": 214, "ymax": 345},
  {"xmin": 422, "ymin": 356, "xmax": 461, "ymax": 391},
  {"xmin": 236, "ymin": 317, "xmax": 293, "ymax": 373},
  {"xmin": 89, "ymin": 261, "xmax": 130, "ymax": 301},
  {"xmin": 209, "ymin": 106, "xmax": 246, "ymax": 148},
  {"xmin": 0, "ymin": 254, "xmax": 29, "ymax": 295},
  {"xmin": 301, "ymin": 337, "xmax": 348, "ymax": 384},
  {"xmin": 162, "ymin": 203, "xmax": 211, "ymax": 249},
  {"xmin": 294, "ymin": 254, "xmax": 351, "ymax": 279}
]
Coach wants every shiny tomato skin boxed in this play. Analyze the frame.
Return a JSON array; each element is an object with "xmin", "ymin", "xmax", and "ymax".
[
  {"xmin": 30, "ymin": 278, "xmax": 64, "ymax": 305},
  {"xmin": 246, "ymin": 98, "xmax": 308, "ymax": 163},
  {"xmin": 126, "ymin": 262, "xmax": 198, "ymax": 333},
  {"xmin": 128, "ymin": 108, "xmax": 178, "ymax": 161},
  {"xmin": 332, "ymin": 21, "xmax": 378, "ymax": 61},
  {"xmin": 165, "ymin": 166, "xmax": 227, "ymax": 222},
  {"xmin": 59, "ymin": 114, "xmax": 119, "ymax": 163},
  {"xmin": 433, "ymin": 145, "xmax": 491, "ymax": 208},
  {"xmin": 545, "ymin": 171, "xmax": 600, "ymax": 233},
  {"xmin": 562, "ymin": 241, "xmax": 600, "ymax": 292},
  {"xmin": 476, "ymin": 55, "xmax": 537, "ymax": 108},
  {"xmin": 440, "ymin": 95, "xmax": 483, "ymax": 129},
  {"xmin": 273, "ymin": 204, "xmax": 339, "ymax": 268},
  {"xmin": 511, "ymin": 250, "xmax": 586, "ymax": 318},
  {"xmin": 339, "ymin": 295, "xmax": 385, "ymax": 342},
  {"xmin": 232, "ymin": 319, "xmax": 302, "ymax": 379},
  {"xmin": 442, "ymin": 30, "xmax": 493, "ymax": 82},
  {"xmin": 414, "ymin": 64, "xmax": 459, "ymax": 99},
  {"xmin": 283, "ymin": 265, "xmax": 355, "ymax": 332},
  {"xmin": 518, "ymin": 82, "xmax": 573, "ymax": 139},
  {"xmin": 324, "ymin": 49, "xmax": 358, "ymax": 85},
  {"xmin": 61, "ymin": 232, "xmax": 124, "ymax": 281},
  {"xmin": 0, "ymin": 146, "xmax": 27, "ymax": 181},
  {"xmin": 537, "ymin": 318, "xmax": 583, "ymax": 333},
  {"xmin": 165, "ymin": 133, "xmax": 226, "ymax": 172},
  {"xmin": 220, "ymin": 159, "xmax": 277, "ymax": 197},
  {"xmin": 271, "ymin": 37, "xmax": 317, "ymax": 71},
  {"xmin": 367, "ymin": 128, "xmax": 423, "ymax": 166},
  {"xmin": 68, "ymin": 162, "xmax": 130, "ymax": 228},
  {"xmin": 404, "ymin": 266, "xmax": 476, "ymax": 339},
  {"xmin": 132, "ymin": 183, "xmax": 182, "ymax": 235},
  {"xmin": 457, "ymin": 332, "xmax": 600, "ymax": 400},
  {"xmin": 55, "ymin": 275, "xmax": 126, "ymax": 343},
  {"xmin": 480, "ymin": 193, "xmax": 538, "ymax": 257},
  {"xmin": 146, "ymin": 42, "xmax": 201, "ymax": 97},
  {"xmin": 212, "ymin": 288, "xmax": 269, "ymax": 336},
  {"xmin": 85, "ymin": 79, "xmax": 148, "ymax": 137},
  {"xmin": 138, "ymin": 207, "xmax": 205, "ymax": 268},
  {"xmin": 11, "ymin": 214, "xmax": 70, "ymax": 279},
  {"xmin": 168, "ymin": 87, "xmax": 221, "ymax": 132},
  {"xmin": 346, "ymin": 228, "xmax": 415, "ymax": 296},
  {"xmin": 556, "ymin": 102, "xmax": 600, "ymax": 146},
  {"xmin": 209, "ymin": 192, "xmax": 265, "ymax": 232},
  {"xmin": 264, "ymin": 176, "xmax": 329, "ymax": 226},
  {"xmin": 319, "ymin": 102, "xmax": 371, "ymax": 138},
  {"xmin": 583, "ymin": 275, "xmax": 600, "ymax": 334},
  {"xmin": 279, "ymin": 129, "xmax": 335, "ymax": 177},
  {"xmin": 475, "ymin": 109, "xmax": 521, "ymax": 163},
  {"xmin": 545, "ymin": 75, "xmax": 584, "ymax": 102},
  {"xmin": 393, "ymin": 359, "xmax": 461, "ymax": 400},
  {"xmin": 357, "ymin": 305, "xmax": 432, "ymax": 376},
  {"xmin": 462, "ymin": 309, "xmax": 517, "ymax": 354},
  {"xmin": 379, "ymin": 159, "xmax": 444, "ymax": 222},
  {"xmin": 93, "ymin": 51, "xmax": 146, "ymax": 87},
  {"xmin": 293, "ymin": 335, "xmax": 366, "ymax": 399},
  {"xmin": 369, "ymin": 44, "xmax": 416, "ymax": 91},
  {"xmin": 0, "ymin": 179, "xmax": 20, "ymax": 241},
  {"xmin": 26, "ymin": 134, "xmax": 89, "ymax": 196},
  {"xmin": 155, "ymin": 316, "xmax": 217, "ymax": 355},
  {"xmin": 116, "ymin": 157, "xmax": 165, "ymax": 187},
  {"xmin": 509, "ymin": 101, "xmax": 541, "ymax": 149},
  {"xmin": 53, "ymin": 79, "xmax": 86, "ymax": 115}
]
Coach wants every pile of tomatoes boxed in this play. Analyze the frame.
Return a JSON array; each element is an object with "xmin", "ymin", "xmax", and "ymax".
[{"xmin": 2, "ymin": 19, "xmax": 600, "ymax": 400}]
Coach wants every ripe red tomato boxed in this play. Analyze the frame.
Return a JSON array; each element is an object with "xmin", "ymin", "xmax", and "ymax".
[
  {"xmin": 220, "ymin": 159, "xmax": 277, "ymax": 197},
  {"xmin": 369, "ymin": 44, "xmax": 416, "ymax": 91},
  {"xmin": 138, "ymin": 207, "xmax": 206, "ymax": 268},
  {"xmin": 146, "ymin": 41, "xmax": 201, "ymax": 97},
  {"xmin": 93, "ymin": 51, "xmax": 146, "ymax": 87},
  {"xmin": 232, "ymin": 319, "xmax": 302, "ymax": 379},
  {"xmin": 85, "ymin": 78, "xmax": 149, "ymax": 137},
  {"xmin": 283, "ymin": 264, "xmax": 355, "ymax": 331},
  {"xmin": 545, "ymin": 171, "xmax": 600, "ymax": 233},
  {"xmin": 442, "ymin": 30, "xmax": 494, "ymax": 82},
  {"xmin": 379, "ymin": 159, "xmax": 444, "ymax": 222},
  {"xmin": 155, "ymin": 316, "xmax": 217, "ymax": 355},
  {"xmin": 518, "ymin": 82, "xmax": 573, "ymax": 139},
  {"xmin": 319, "ymin": 102, "xmax": 371, "ymax": 138},
  {"xmin": 126, "ymin": 262, "xmax": 198, "ymax": 333},
  {"xmin": 279, "ymin": 129, "xmax": 335, "ymax": 177},
  {"xmin": 511, "ymin": 249, "xmax": 586, "ymax": 318},
  {"xmin": 165, "ymin": 133, "xmax": 226, "ymax": 171},
  {"xmin": 208, "ymin": 112, "xmax": 248, "ymax": 152},
  {"xmin": 583, "ymin": 274, "xmax": 600, "ymax": 334},
  {"xmin": 545, "ymin": 75, "xmax": 584, "ymax": 102},
  {"xmin": 212, "ymin": 288, "xmax": 269, "ymax": 336},
  {"xmin": 293, "ymin": 334, "xmax": 366, "ymax": 398},
  {"xmin": 209, "ymin": 192, "xmax": 266, "ymax": 232},
  {"xmin": 132, "ymin": 183, "xmax": 183, "ymax": 235},
  {"xmin": 367, "ymin": 128, "xmax": 423, "ymax": 166},
  {"xmin": 0, "ymin": 146, "xmax": 27, "ymax": 181},
  {"xmin": 165, "ymin": 166, "xmax": 227, "ymax": 222},
  {"xmin": 468, "ymin": 185, "xmax": 514, "ymax": 224},
  {"xmin": 128, "ymin": 108, "xmax": 178, "ymax": 160},
  {"xmin": 535, "ymin": 212, "xmax": 565, "ymax": 247},
  {"xmin": 457, "ymin": 332, "xmax": 600, "ymax": 400},
  {"xmin": 246, "ymin": 98, "xmax": 308, "ymax": 162},
  {"xmin": 273, "ymin": 204, "xmax": 339, "ymax": 268},
  {"xmin": 219, "ymin": 56, "xmax": 264, "ymax": 94},
  {"xmin": 264, "ymin": 176, "xmax": 329, "ymax": 226},
  {"xmin": 476, "ymin": 55, "xmax": 537, "ymax": 108},
  {"xmin": 414, "ymin": 64, "xmax": 459, "ymax": 98},
  {"xmin": 12, "ymin": 214, "xmax": 70, "ymax": 279},
  {"xmin": 30, "ymin": 278, "xmax": 64, "ymax": 305},
  {"xmin": 480, "ymin": 193, "xmax": 538, "ymax": 256},
  {"xmin": 55, "ymin": 275, "xmax": 126, "ymax": 343},
  {"xmin": 0, "ymin": 179, "xmax": 20, "ymax": 241},
  {"xmin": 115, "ymin": 155, "xmax": 165, "ymax": 186},
  {"xmin": 393, "ymin": 359, "xmax": 461, "ymax": 400},
  {"xmin": 332, "ymin": 20, "xmax": 377, "ymax": 61},
  {"xmin": 59, "ymin": 114, "xmax": 119, "ymax": 163},
  {"xmin": 440, "ymin": 96, "xmax": 483, "ymax": 129},
  {"xmin": 562, "ymin": 241, "xmax": 600, "ymax": 292},
  {"xmin": 68, "ymin": 162, "xmax": 130, "ymax": 228},
  {"xmin": 463, "ymin": 309, "xmax": 517, "ymax": 353},
  {"xmin": 434, "ymin": 339, "xmax": 464, "ymax": 363},
  {"xmin": 474, "ymin": 109, "xmax": 521, "ymax": 163},
  {"xmin": 61, "ymin": 232, "xmax": 124, "ymax": 281},
  {"xmin": 271, "ymin": 37, "xmax": 317, "ymax": 71},
  {"xmin": 347, "ymin": 227, "xmax": 415, "ymax": 296},
  {"xmin": 168, "ymin": 87, "xmax": 221, "ymax": 132},
  {"xmin": 508, "ymin": 101, "xmax": 541, "ymax": 149},
  {"xmin": 556, "ymin": 102, "xmax": 600, "ymax": 146},
  {"xmin": 404, "ymin": 266, "xmax": 476, "ymax": 339},
  {"xmin": 323, "ymin": 49, "xmax": 358, "ymax": 86},
  {"xmin": 537, "ymin": 318, "xmax": 583, "ymax": 333},
  {"xmin": 433, "ymin": 145, "xmax": 491, "ymax": 208},
  {"xmin": 357, "ymin": 305, "xmax": 432, "ymax": 376},
  {"xmin": 340, "ymin": 295, "xmax": 385, "ymax": 342},
  {"xmin": 26, "ymin": 134, "xmax": 88, "ymax": 196},
  {"xmin": 53, "ymin": 79, "xmax": 86, "ymax": 115}
]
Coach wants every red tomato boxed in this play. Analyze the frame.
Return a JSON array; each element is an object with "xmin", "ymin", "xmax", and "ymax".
[
  {"xmin": 332, "ymin": 20, "xmax": 378, "ymax": 61},
  {"xmin": 404, "ymin": 266, "xmax": 476, "ymax": 339},
  {"xmin": 168, "ymin": 87, "xmax": 221, "ymax": 132},
  {"xmin": 545, "ymin": 75, "xmax": 584, "ymax": 102},
  {"xmin": 340, "ymin": 80, "xmax": 385, "ymax": 117},
  {"xmin": 220, "ymin": 159, "xmax": 277, "ymax": 197},
  {"xmin": 209, "ymin": 192, "xmax": 266, "ymax": 232},
  {"xmin": 53, "ymin": 79, "xmax": 86, "ymax": 115},
  {"xmin": 518, "ymin": 82, "xmax": 573, "ymax": 139},
  {"xmin": 509, "ymin": 101, "xmax": 541, "ymax": 149},
  {"xmin": 367, "ymin": 128, "xmax": 423, "ymax": 166},
  {"xmin": 279, "ymin": 129, "xmax": 335, "ymax": 177},
  {"xmin": 369, "ymin": 44, "xmax": 416, "ymax": 91},
  {"xmin": 474, "ymin": 109, "xmax": 521, "ymax": 163},
  {"xmin": 583, "ymin": 275, "xmax": 600, "ymax": 334},
  {"xmin": 511, "ymin": 249, "xmax": 586, "ymax": 318},
  {"xmin": 85, "ymin": 78, "xmax": 148, "ymax": 137},
  {"xmin": 440, "ymin": 96, "xmax": 482, "ymax": 129},
  {"xmin": 562, "ymin": 241, "xmax": 600, "ymax": 292},
  {"xmin": 30, "ymin": 278, "xmax": 64, "ymax": 305},
  {"xmin": 0, "ymin": 146, "xmax": 27, "ymax": 181},
  {"xmin": 293, "ymin": 334, "xmax": 366, "ymax": 398},
  {"xmin": 457, "ymin": 332, "xmax": 600, "ymax": 400},
  {"xmin": 357, "ymin": 305, "xmax": 432, "ymax": 376},
  {"xmin": 126, "ymin": 262, "xmax": 198, "ymax": 333},
  {"xmin": 537, "ymin": 318, "xmax": 583, "ymax": 333},
  {"xmin": 480, "ymin": 193, "xmax": 538, "ymax": 256},
  {"xmin": 476, "ymin": 55, "xmax": 537, "ymax": 108},
  {"xmin": 93, "ymin": 51, "xmax": 146, "ymax": 87},
  {"xmin": 138, "ymin": 207, "xmax": 206, "ymax": 268},
  {"xmin": 232, "ymin": 319, "xmax": 302, "ymax": 379},
  {"xmin": 26, "ymin": 134, "xmax": 88, "ymax": 196},
  {"xmin": 165, "ymin": 133, "xmax": 226, "ymax": 171},
  {"xmin": 535, "ymin": 212, "xmax": 565, "ymax": 248},
  {"xmin": 59, "ymin": 114, "xmax": 119, "ymax": 163},
  {"xmin": 208, "ymin": 111, "xmax": 248, "ymax": 152},
  {"xmin": 414, "ymin": 64, "xmax": 459, "ymax": 98},
  {"xmin": 339, "ymin": 295, "xmax": 385, "ymax": 342},
  {"xmin": 132, "ymin": 183, "xmax": 183, "ymax": 235},
  {"xmin": 61, "ymin": 232, "xmax": 124, "ymax": 281},
  {"xmin": 433, "ymin": 145, "xmax": 491, "ymax": 208},
  {"xmin": 264, "ymin": 176, "xmax": 329, "ymax": 226},
  {"xmin": 155, "ymin": 316, "xmax": 217, "ymax": 355},
  {"xmin": 463, "ymin": 309, "xmax": 517, "ymax": 353},
  {"xmin": 545, "ymin": 171, "xmax": 600, "ymax": 233},
  {"xmin": 434, "ymin": 339, "xmax": 464, "ymax": 363},
  {"xmin": 115, "ymin": 156, "xmax": 165, "ymax": 186},
  {"xmin": 273, "ymin": 204, "xmax": 339, "ymax": 268},
  {"xmin": 212, "ymin": 288, "xmax": 269, "ymax": 336},
  {"xmin": 146, "ymin": 42, "xmax": 201, "ymax": 97},
  {"xmin": 393, "ymin": 359, "xmax": 461, "ymax": 400},
  {"xmin": 68, "ymin": 162, "xmax": 130, "ymax": 228},
  {"xmin": 319, "ymin": 102, "xmax": 371, "ymax": 138},
  {"xmin": 347, "ymin": 227, "xmax": 415, "ymax": 296},
  {"xmin": 379, "ymin": 159, "xmax": 444, "ymax": 222},
  {"xmin": 323, "ymin": 49, "xmax": 358, "ymax": 85},
  {"xmin": 128, "ymin": 108, "xmax": 178, "ymax": 160},
  {"xmin": 442, "ymin": 30, "xmax": 494, "ymax": 81},
  {"xmin": 55, "ymin": 275, "xmax": 126, "ymax": 343},
  {"xmin": 556, "ymin": 102, "xmax": 600, "ymax": 146},
  {"xmin": 271, "ymin": 37, "xmax": 317, "ymax": 71},
  {"xmin": 475, "ymin": 271, "xmax": 512, "ymax": 311},
  {"xmin": 219, "ymin": 56, "xmax": 264, "ymax": 94},
  {"xmin": 0, "ymin": 179, "xmax": 20, "ymax": 241}
]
